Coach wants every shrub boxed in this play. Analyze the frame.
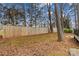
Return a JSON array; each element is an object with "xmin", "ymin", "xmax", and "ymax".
[{"xmin": 64, "ymin": 28, "xmax": 72, "ymax": 33}]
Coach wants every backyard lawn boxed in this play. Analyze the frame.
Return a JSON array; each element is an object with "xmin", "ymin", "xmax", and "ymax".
[{"xmin": 0, "ymin": 33, "xmax": 78, "ymax": 56}]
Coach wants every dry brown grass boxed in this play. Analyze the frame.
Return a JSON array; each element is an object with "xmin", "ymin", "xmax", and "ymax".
[{"xmin": 0, "ymin": 33, "xmax": 78, "ymax": 56}]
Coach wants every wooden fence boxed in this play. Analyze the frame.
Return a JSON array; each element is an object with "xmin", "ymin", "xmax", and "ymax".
[{"xmin": 0, "ymin": 25, "xmax": 49, "ymax": 39}]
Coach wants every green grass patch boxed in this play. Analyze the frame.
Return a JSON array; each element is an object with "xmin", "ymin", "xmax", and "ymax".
[{"xmin": 64, "ymin": 28, "xmax": 72, "ymax": 33}]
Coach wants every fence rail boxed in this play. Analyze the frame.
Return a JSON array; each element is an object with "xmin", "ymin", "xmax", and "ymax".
[{"xmin": 0, "ymin": 25, "xmax": 49, "ymax": 39}]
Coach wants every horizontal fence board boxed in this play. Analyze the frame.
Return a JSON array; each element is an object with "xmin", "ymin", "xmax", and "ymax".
[{"xmin": 0, "ymin": 25, "xmax": 49, "ymax": 39}]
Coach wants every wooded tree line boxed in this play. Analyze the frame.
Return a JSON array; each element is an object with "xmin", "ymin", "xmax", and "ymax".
[
  {"xmin": 0, "ymin": 3, "xmax": 79, "ymax": 41},
  {"xmin": 0, "ymin": 4, "xmax": 26, "ymax": 26}
]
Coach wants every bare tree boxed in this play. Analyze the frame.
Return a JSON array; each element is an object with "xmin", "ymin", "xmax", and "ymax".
[
  {"xmin": 47, "ymin": 3, "xmax": 53, "ymax": 32},
  {"xmin": 60, "ymin": 3, "xmax": 64, "ymax": 31},
  {"xmin": 22, "ymin": 4, "xmax": 26, "ymax": 26},
  {"xmin": 54, "ymin": 3, "xmax": 64, "ymax": 41},
  {"xmin": 76, "ymin": 4, "xmax": 79, "ymax": 29}
]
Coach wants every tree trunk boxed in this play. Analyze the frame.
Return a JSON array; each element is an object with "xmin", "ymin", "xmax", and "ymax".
[
  {"xmin": 77, "ymin": 4, "xmax": 79, "ymax": 29},
  {"xmin": 30, "ymin": 4, "xmax": 33, "ymax": 27},
  {"xmin": 54, "ymin": 3, "xmax": 64, "ymax": 41},
  {"xmin": 35, "ymin": 4, "xmax": 37, "ymax": 28},
  {"xmin": 23, "ymin": 4, "xmax": 26, "ymax": 26},
  {"xmin": 60, "ymin": 3, "xmax": 64, "ymax": 31},
  {"xmin": 47, "ymin": 3, "xmax": 53, "ymax": 32},
  {"xmin": 74, "ymin": 4, "xmax": 77, "ymax": 29}
]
